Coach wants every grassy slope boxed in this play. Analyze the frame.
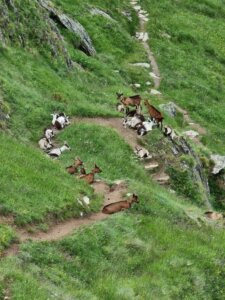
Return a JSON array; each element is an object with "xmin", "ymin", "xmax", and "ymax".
[
  {"xmin": 143, "ymin": 0, "xmax": 225, "ymax": 153},
  {"xmin": 0, "ymin": 0, "xmax": 225, "ymax": 299}
]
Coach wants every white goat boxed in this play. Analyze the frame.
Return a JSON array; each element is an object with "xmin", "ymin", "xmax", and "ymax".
[
  {"xmin": 44, "ymin": 128, "xmax": 54, "ymax": 141},
  {"xmin": 48, "ymin": 142, "xmax": 71, "ymax": 158},
  {"xmin": 51, "ymin": 113, "xmax": 70, "ymax": 130},
  {"xmin": 137, "ymin": 118, "xmax": 157, "ymax": 136},
  {"xmin": 134, "ymin": 146, "xmax": 152, "ymax": 159},
  {"xmin": 163, "ymin": 125, "xmax": 177, "ymax": 140},
  {"xmin": 123, "ymin": 115, "xmax": 143, "ymax": 129},
  {"xmin": 38, "ymin": 137, "xmax": 53, "ymax": 151}
]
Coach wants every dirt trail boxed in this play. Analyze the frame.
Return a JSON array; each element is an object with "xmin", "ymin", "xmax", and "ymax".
[
  {"xmin": 130, "ymin": 1, "xmax": 161, "ymax": 89},
  {"xmin": 71, "ymin": 117, "xmax": 140, "ymax": 149},
  {"xmin": 4, "ymin": 181, "xmax": 127, "ymax": 256}
]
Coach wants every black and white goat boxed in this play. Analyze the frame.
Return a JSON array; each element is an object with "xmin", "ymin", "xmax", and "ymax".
[
  {"xmin": 48, "ymin": 142, "xmax": 71, "ymax": 158},
  {"xmin": 136, "ymin": 118, "xmax": 157, "ymax": 136},
  {"xmin": 134, "ymin": 146, "xmax": 152, "ymax": 159},
  {"xmin": 38, "ymin": 137, "xmax": 53, "ymax": 151},
  {"xmin": 123, "ymin": 114, "xmax": 145, "ymax": 129},
  {"xmin": 51, "ymin": 113, "xmax": 70, "ymax": 130}
]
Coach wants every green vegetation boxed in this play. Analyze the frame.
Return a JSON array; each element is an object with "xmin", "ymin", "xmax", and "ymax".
[
  {"xmin": 0, "ymin": 0, "xmax": 225, "ymax": 298},
  {"xmin": 143, "ymin": 0, "xmax": 225, "ymax": 153},
  {"xmin": 0, "ymin": 133, "xmax": 101, "ymax": 226}
]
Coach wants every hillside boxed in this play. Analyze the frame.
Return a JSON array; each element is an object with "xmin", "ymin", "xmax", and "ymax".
[{"xmin": 1, "ymin": 0, "xmax": 225, "ymax": 299}]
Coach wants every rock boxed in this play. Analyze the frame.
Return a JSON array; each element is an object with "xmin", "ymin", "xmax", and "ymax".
[
  {"xmin": 145, "ymin": 81, "xmax": 151, "ymax": 86},
  {"xmin": 210, "ymin": 154, "xmax": 225, "ymax": 174},
  {"xmin": 149, "ymin": 72, "xmax": 160, "ymax": 79},
  {"xmin": 161, "ymin": 32, "xmax": 171, "ymax": 39},
  {"xmin": 121, "ymin": 10, "xmax": 132, "ymax": 21},
  {"xmin": 82, "ymin": 196, "xmax": 90, "ymax": 206},
  {"xmin": 145, "ymin": 162, "xmax": 159, "ymax": 170},
  {"xmin": 150, "ymin": 89, "xmax": 161, "ymax": 95},
  {"xmin": 183, "ymin": 130, "xmax": 199, "ymax": 139},
  {"xmin": 131, "ymin": 62, "xmax": 150, "ymax": 68},
  {"xmin": 159, "ymin": 102, "xmax": 177, "ymax": 117},
  {"xmin": 136, "ymin": 32, "xmax": 149, "ymax": 42},
  {"xmin": 133, "ymin": 83, "xmax": 141, "ymax": 88},
  {"xmin": 204, "ymin": 211, "xmax": 223, "ymax": 220},
  {"xmin": 38, "ymin": 0, "xmax": 96, "ymax": 56},
  {"xmin": 133, "ymin": 5, "xmax": 141, "ymax": 11},
  {"xmin": 90, "ymin": 8, "xmax": 114, "ymax": 21}
]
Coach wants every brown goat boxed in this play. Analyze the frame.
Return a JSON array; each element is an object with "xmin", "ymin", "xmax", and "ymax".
[
  {"xmin": 144, "ymin": 100, "xmax": 163, "ymax": 129},
  {"xmin": 116, "ymin": 92, "xmax": 141, "ymax": 112},
  {"xmin": 66, "ymin": 157, "xmax": 83, "ymax": 174},
  {"xmin": 80, "ymin": 164, "xmax": 102, "ymax": 184},
  {"xmin": 80, "ymin": 166, "xmax": 86, "ymax": 175},
  {"xmin": 102, "ymin": 194, "xmax": 139, "ymax": 214}
]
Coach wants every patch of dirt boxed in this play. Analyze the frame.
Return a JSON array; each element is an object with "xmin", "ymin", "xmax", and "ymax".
[
  {"xmin": 3, "ymin": 181, "xmax": 128, "ymax": 257},
  {"xmin": 71, "ymin": 117, "xmax": 140, "ymax": 149},
  {"xmin": 0, "ymin": 215, "xmax": 14, "ymax": 225}
]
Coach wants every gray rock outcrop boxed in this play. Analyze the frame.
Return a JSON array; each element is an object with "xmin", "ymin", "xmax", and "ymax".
[
  {"xmin": 159, "ymin": 102, "xmax": 177, "ymax": 117},
  {"xmin": 38, "ymin": 0, "xmax": 96, "ymax": 56},
  {"xmin": 210, "ymin": 155, "xmax": 225, "ymax": 175}
]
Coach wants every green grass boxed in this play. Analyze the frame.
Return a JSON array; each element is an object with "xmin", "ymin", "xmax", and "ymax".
[
  {"xmin": 1, "ymin": 0, "xmax": 225, "ymax": 298},
  {"xmin": 0, "ymin": 133, "xmax": 101, "ymax": 226},
  {"xmin": 143, "ymin": 0, "xmax": 225, "ymax": 153}
]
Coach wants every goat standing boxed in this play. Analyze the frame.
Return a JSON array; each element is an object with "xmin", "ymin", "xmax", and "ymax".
[{"xmin": 144, "ymin": 100, "xmax": 163, "ymax": 129}]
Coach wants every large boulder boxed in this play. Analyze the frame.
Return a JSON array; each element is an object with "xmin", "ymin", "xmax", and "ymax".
[
  {"xmin": 159, "ymin": 102, "xmax": 177, "ymax": 117},
  {"xmin": 38, "ymin": 0, "xmax": 96, "ymax": 56},
  {"xmin": 210, "ymin": 154, "xmax": 225, "ymax": 174}
]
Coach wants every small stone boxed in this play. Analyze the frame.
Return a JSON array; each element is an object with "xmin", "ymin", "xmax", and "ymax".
[
  {"xmin": 149, "ymin": 72, "xmax": 160, "ymax": 79},
  {"xmin": 145, "ymin": 162, "xmax": 159, "ymax": 170},
  {"xmin": 133, "ymin": 83, "xmax": 141, "ymax": 88},
  {"xmin": 150, "ymin": 89, "xmax": 161, "ymax": 95},
  {"xmin": 145, "ymin": 81, "xmax": 151, "ymax": 86},
  {"xmin": 131, "ymin": 62, "xmax": 150, "ymax": 68},
  {"xmin": 183, "ymin": 130, "xmax": 199, "ymax": 139}
]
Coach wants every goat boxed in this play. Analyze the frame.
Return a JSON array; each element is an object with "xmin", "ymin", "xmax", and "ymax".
[
  {"xmin": 102, "ymin": 193, "xmax": 139, "ymax": 214},
  {"xmin": 48, "ymin": 142, "xmax": 71, "ymax": 158},
  {"xmin": 38, "ymin": 137, "xmax": 53, "ymax": 151},
  {"xmin": 80, "ymin": 166, "xmax": 86, "ymax": 175},
  {"xmin": 44, "ymin": 128, "xmax": 54, "ymax": 141},
  {"xmin": 136, "ymin": 118, "xmax": 157, "ymax": 136},
  {"xmin": 116, "ymin": 92, "xmax": 141, "ymax": 112},
  {"xmin": 116, "ymin": 103, "xmax": 126, "ymax": 113},
  {"xmin": 80, "ymin": 164, "xmax": 102, "ymax": 184},
  {"xmin": 51, "ymin": 113, "xmax": 70, "ymax": 130},
  {"xmin": 134, "ymin": 146, "xmax": 151, "ymax": 159},
  {"xmin": 66, "ymin": 157, "xmax": 83, "ymax": 174},
  {"xmin": 163, "ymin": 125, "xmax": 177, "ymax": 140},
  {"xmin": 144, "ymin": 100, "xmax": 163, "ymax": 129},
  {"xmin": 123, "ymin": 114, "xmax": 145, "ymax": 129}
]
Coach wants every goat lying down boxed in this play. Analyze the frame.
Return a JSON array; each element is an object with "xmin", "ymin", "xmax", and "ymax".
[
  {"xmin": 163, "ymin": 125, "xmax": 177, "ymax": 140},
  {"xmin": 136, "ymin": 118, "xmax": 158, "ymax": 136},
  {"xmin": 51, "ymin": 113, "xmax": 70, "ymax": 130},
  {"xmin": 48, "ymin": 142, "xmax": 71, "ymax": 158},
  {"xmin": 123, "ymin": 114, "xmax": 145, "ymax": 129},
  {"xmin": 134, "ymin": 146, "xmax": 152, "ymax": 159},
  {"xmin": 102, "ymin": 193, "xmax": 139, "ymax": 214},
  {"xmin": 38, "ymin": 137, "xmax": 53, "ymax": 151}
]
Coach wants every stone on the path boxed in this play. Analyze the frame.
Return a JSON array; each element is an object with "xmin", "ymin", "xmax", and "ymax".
[
  {"xmin": 183, "ymin": 130, "xmax": 199, "ymax": 139},
  {"xmin": 210, "ymin": 154, "xmax": 225, "ymax": 175},
  {"xmin": 136, "ymin": 32, "xmax": 149, "ymax": 42},
  {"xmin": 131, "ymin": 62, "xmax": 150, "ymax": 68},
  {"xmin": 150, "ymin": 89, "xmax": 161, "ymax": 95},
  {"xmin": 159, "ymin": 102, "xmax": 177, "ymax": 117},
  {"xmin": 145, "ymin": 162, "xmax": 159, "ymax": 170},
  {"xmin": 149, "ymin": 72, "xmax": 160, "ymax": 79},
  {"xmin": 133, "ymin": 5, "xmax": 141, "ymax": 11},
  {"xmin": 153, "ymin": 173, "xmax": 170, "ymax": 184},
  {"xmin": 142, "ymin": 32, "xmax": 149, "ymax": 42}
]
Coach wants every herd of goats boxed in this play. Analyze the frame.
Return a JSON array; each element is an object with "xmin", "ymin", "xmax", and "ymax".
[{"xmin": 36, "ymin": 92, "xmax": 178, "ymax": 214}]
